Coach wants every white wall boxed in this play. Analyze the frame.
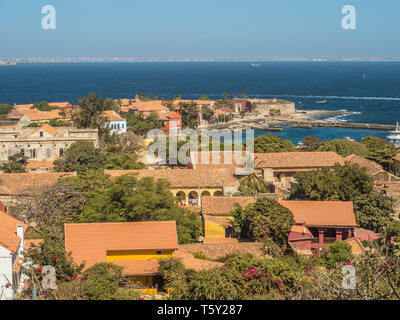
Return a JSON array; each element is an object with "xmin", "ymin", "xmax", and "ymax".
[{"xmin": 0, "ymin": 246, "xmax": 13, "ymax": 300}]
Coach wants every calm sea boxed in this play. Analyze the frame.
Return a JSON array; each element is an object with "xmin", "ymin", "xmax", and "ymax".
[{"xmin": 1, "ymin": 61, "xmax": 399, "ymax": 144}]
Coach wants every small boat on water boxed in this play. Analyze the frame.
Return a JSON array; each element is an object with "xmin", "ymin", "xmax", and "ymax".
[
  {"xmin": 315, "ymin": 100, "xmax": 327, "ymax": 104},
  {"xmin": 251, "ymin": 63, "xmax": 261, "ymax": 67},
  {"xmin": 387, "ymin": 122, "xmax": 400, "ymax": 147}
]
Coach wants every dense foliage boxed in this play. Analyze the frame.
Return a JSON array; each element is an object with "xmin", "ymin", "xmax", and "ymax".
[
  {"xmin": 232, "ymin": 198, "xmax": 295, "ymax": 252},
  {"xmin": 253, "ymin": 134, "xmax": 295, "ymax": 153}
]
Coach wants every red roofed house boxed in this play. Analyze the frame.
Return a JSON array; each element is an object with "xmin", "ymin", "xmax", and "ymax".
[
  {"xmin": 0, "ymin": 211, "xmax": 26, "ymax": 300},
  {"xmin": 64, "ymin": 221, "xmax": 178, "ymax": 286},
  {"xmin": 200, "ymin": 196, "xmax": 359, "ymax": 256},
  {"xmin": 280, "ymin": 201, "xmax": 358, "ymax": 255},
  {"xmin": 101, "ymin": 110, "xmax": 127, "ymax": 134},
  {"xmin": 255, "ymin": 152, "xmax": 345, "ymax": 190},
  {"xmin": 158, "ymin": 110, "xmax": 182, "ymax": 134}
]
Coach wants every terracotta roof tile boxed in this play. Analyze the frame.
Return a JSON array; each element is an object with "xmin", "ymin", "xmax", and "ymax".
[
  {"xmin": 255, "ymin": 152, "xmax": 345, "ymax": 169},
  {"xmin": 130, "ymin": 101, "xmax": 168, "ymax": 113},
  {"xmin": 101, "ymin": 110, "xmax": 125, "ymax": 121},
  {"xmin": 31, "ymin": 124, "xmax": 58, "ymax": 137},
  {"xmin": 0, "ymin": 210, "xmax": 25, "ymax": 252},
  {"xmin": 0, "ymin": 172, "xmax": 74, "ymax": 195},
  {"xmin": 393, "ymin": 153, "xmax": 400, "ymax": 161},
  {"xmin": 105, "ymin": 169, "xmax": 239, "ymax": 188},
  {"xmin": 189, "ymin": 151, "xmax": 251, "ymax": 174},
  {"xmin": 25, "ymin": 160, "xmax": 55, "ymax": 170},
  {"xmin": 64, "ymin": 221, "xmax": 178, "ymax": 273},
  {"xmin": 345, "ymin": 154, "xmax": 384, "ymax": 176},
  {"xmin": 202, "ymin": 196, "xmax": 255, "ymax": 215},
  {"xmin": 279, "ymin": 200, "xmax": 357, "ymax": 227}
]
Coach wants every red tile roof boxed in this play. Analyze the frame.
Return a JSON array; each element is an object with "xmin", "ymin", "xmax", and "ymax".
[
  {"xmin": 31, "ymin": 124, "xmax": 58, "ymax": 137},
  {"xmin": 345, "ymin": 154, "xmax": 384, "ymax": 176},
  {"xmin": 101, "ymin": 110, "xmax": 125, "ymax": 121},
  {"xmin": 279, "ymin": 201, "xmax": 357, "ymax": 227},
  {"xmin": 105, "ymin": 169, "xmax": 239, "ymax": 188},
  {"xmin": 202, "ymin": 196, "xmax": 255, "ymax": 215},
  {"xmin": 0, "ymin": 172, "xmax": 75, "ymax": 195},
  {"xmin": 64, "ymin": 221, "xmax": 178, "ymax": 274},
  {"xmin": 255, "ymin": 152, "xmax": 345, "ymax": 169},
  {"xmin": 393, "ymin": 154, "xmax": 400, "ymax": 161},
  {"xmin": 0, "ymin": 210, "xmax": 25, "ymax": 252}
]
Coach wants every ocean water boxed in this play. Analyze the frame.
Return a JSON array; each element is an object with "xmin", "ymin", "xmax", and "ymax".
[{"xmin": 0, "ymin": 61, "xmax": 399, "ymax": 144}]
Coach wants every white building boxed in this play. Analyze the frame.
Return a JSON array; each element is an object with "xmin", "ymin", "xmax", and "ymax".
[
  {"xmin": 102, "ymin": 110, "xmax": 127, "ymax": 134},
  {"xmin": 0, "ymin": 211, "xmax": 25, "ymax": 300}
]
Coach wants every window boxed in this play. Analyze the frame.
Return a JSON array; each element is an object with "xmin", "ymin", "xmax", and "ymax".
[
  {"xmin": 20, "ymin": 149, "xmax": 24, "ymax": 156},
  {"xmin": 178, "ymin": 120, "xmax": 180, "ymax": 125},
  {"xmin": 59, "ymin": 148, "xmax": 64, "ymax": 157},
  {"xmin": 40, "ymin": 131, "xmax": 43, "ymax": 137},
  {"xmin": 46, "ymin": 148, "xmax": 52, "ymax": 159},
  {"xmin": 30, "ymin": 149, "xmax": 37, "ymax": 159},
  {"xmin": 156, "ymin": 251, "xmax": 164, "ymax": 255},
  {"xmin": 122, "ymin": 123, "xmax": 124, "ymax": 129}
]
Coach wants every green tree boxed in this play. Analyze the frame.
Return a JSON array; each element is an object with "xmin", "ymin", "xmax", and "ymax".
[
  {"xmin": 178, "ymin": 102, "xmax": 199, "ymax": 129},
  {"xmin": 317, "ymin": 139, "xmax": 368, "ymax": 157},
  {"xmin": 319, "ymin": 241, "xmax": 355, "ymax": 268},
  {"xmin": 361, "ymin": 136, "xmax": 397, "ymax": 170},
  {"xmin": 289, "ymin": 164, "xmax": 374, "ymax": 202},
  {"xmin": 232, "ymin": 198, "xmax": 295, "ymax": 249},
  {"xmin": 289, "ymin": 168, "xmax": 340, "ymax": 201},
  {"xmin": 353, "ymin": 192, "xmax": 395, "ymax": 233},
  {"xmin": 24, "ymin": 227, "xmax": 84, "ymax": 280},
  {"xmin": 333, "ymin": 163, "xmax": 374, "ymax": 201},
  {"xmin": 0, "ymin": 104, "xmax": 13, "ymax": 120},
  {"xmin": 54, "ymin": 141, "xmax": 107, "ymax": 173},
  {"xmin": 0, "ymin": 151, "xmax": 28, "ymax": 173},
  {"xmin": 104, "ymin": 154, "xmax": 146, "ymax": 170},
  {"xmin": 254, "ymin": 134, "xmax": 295, "ymax": 153},
  {"xmin": 33, "ymin": 101, "xmax": 58, "ymax": 111},
  {"xmin": 198, "ymin": 94, "xmax": 210, "ymax": 100},
  {"xmin": 300, "ymin": 136, "xmax": 324, "ymax": 151},
  {"xmin": 79, "ymin": 174, "xmax": 201, "ymax": 243},
  {"xmin": 81, "ymin": 263, "xmax": 124, "ymax": 300},
  {"xmin": 238, "ymin": 173, "xmax": 271, "ymax": 194},
  {"xmin": 72, "ymin": 92, "xmax": 111, "ymax": 142}
]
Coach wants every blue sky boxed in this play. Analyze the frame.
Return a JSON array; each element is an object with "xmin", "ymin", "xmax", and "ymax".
[{"xmin": 0, "ymin": 0, "xmax": 399, "ymax": 58}]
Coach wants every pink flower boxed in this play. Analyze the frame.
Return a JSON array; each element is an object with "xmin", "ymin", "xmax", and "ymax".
[{"xmin": 346, "ymin": 261, "xmax": 351, "ymax": 265}]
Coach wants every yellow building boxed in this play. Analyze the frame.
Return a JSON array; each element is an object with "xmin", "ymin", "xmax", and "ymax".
[
  {"xmin": 201, "ymin": 196, "xmax": 256, "ymax": 239},
  {"xmin": 64, "ymin": 221, "xmax": 178, "ymax": 286}
]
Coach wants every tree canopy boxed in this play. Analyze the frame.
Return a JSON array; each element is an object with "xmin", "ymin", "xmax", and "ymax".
[
  {"xmin": 317, "ymin": 139, "xmax": 368, "ymax": 157},
  {"xmin": 232, "ymin": 198, "xmax": 295, "ymax": 250},
  {"xmin": 361, "ymin": 136, "xmax": 397, "ymax": 169},
  {"xmin": 253, "ymin": 134, "xmax": 295, "ymax": 153}
]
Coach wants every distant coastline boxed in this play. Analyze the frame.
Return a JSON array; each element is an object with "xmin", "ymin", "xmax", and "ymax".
[{"xmin": 3, "ymin": 57, "xmax": 400, "ymax": 64}]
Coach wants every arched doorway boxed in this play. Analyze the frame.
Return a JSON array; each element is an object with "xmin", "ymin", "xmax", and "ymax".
[
  {"xmin": 213, "ymin": 190, "xmax": 223, "ymax": 197},
  {"xmin": 188, "ymin": 191, "xmax": 199, "ymax": 206},
  {"xmin": 176, "ymin": 191, "xmax": 186, "ymax": 206}
]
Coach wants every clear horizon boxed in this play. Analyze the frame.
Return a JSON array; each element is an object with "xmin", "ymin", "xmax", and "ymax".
[{"xmin": 1, "ymin": 0, "xmax": 399, "ymax": 59}]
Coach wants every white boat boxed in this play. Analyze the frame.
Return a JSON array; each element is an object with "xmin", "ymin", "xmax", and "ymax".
[
  {"xmin": 387, "ymin": 122, "xmax": 400, "ymax": 147},
  {"xmin": 251, "ymin": 63, "xmax": 261, "ymax": 67},
  {"xmin": 315, "ymin": 100, "xmax": 327, "ymax": 104}
]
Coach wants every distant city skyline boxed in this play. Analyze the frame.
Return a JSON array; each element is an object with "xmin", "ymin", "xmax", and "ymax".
[{"xmin": 0, "ymin": 0, "xmax": 399, "ymax": 59}]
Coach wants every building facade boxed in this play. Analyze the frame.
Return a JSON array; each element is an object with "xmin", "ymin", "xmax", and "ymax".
[
  {"xmin": 0, "ymin": 124, "xmax": 99, "ymax": 162},
  {"xmin": 65, "ymin": 221, "xmax": 178, "ymax": 286},
  {"xmin": 102, "ymin": 110, "xmax": 127, "ymax": 134}
]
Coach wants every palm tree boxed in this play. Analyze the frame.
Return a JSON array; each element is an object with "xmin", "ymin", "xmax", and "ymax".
[{"xmin": 239, "ymin": 172, "xmax": 271, "ymax": 194}]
